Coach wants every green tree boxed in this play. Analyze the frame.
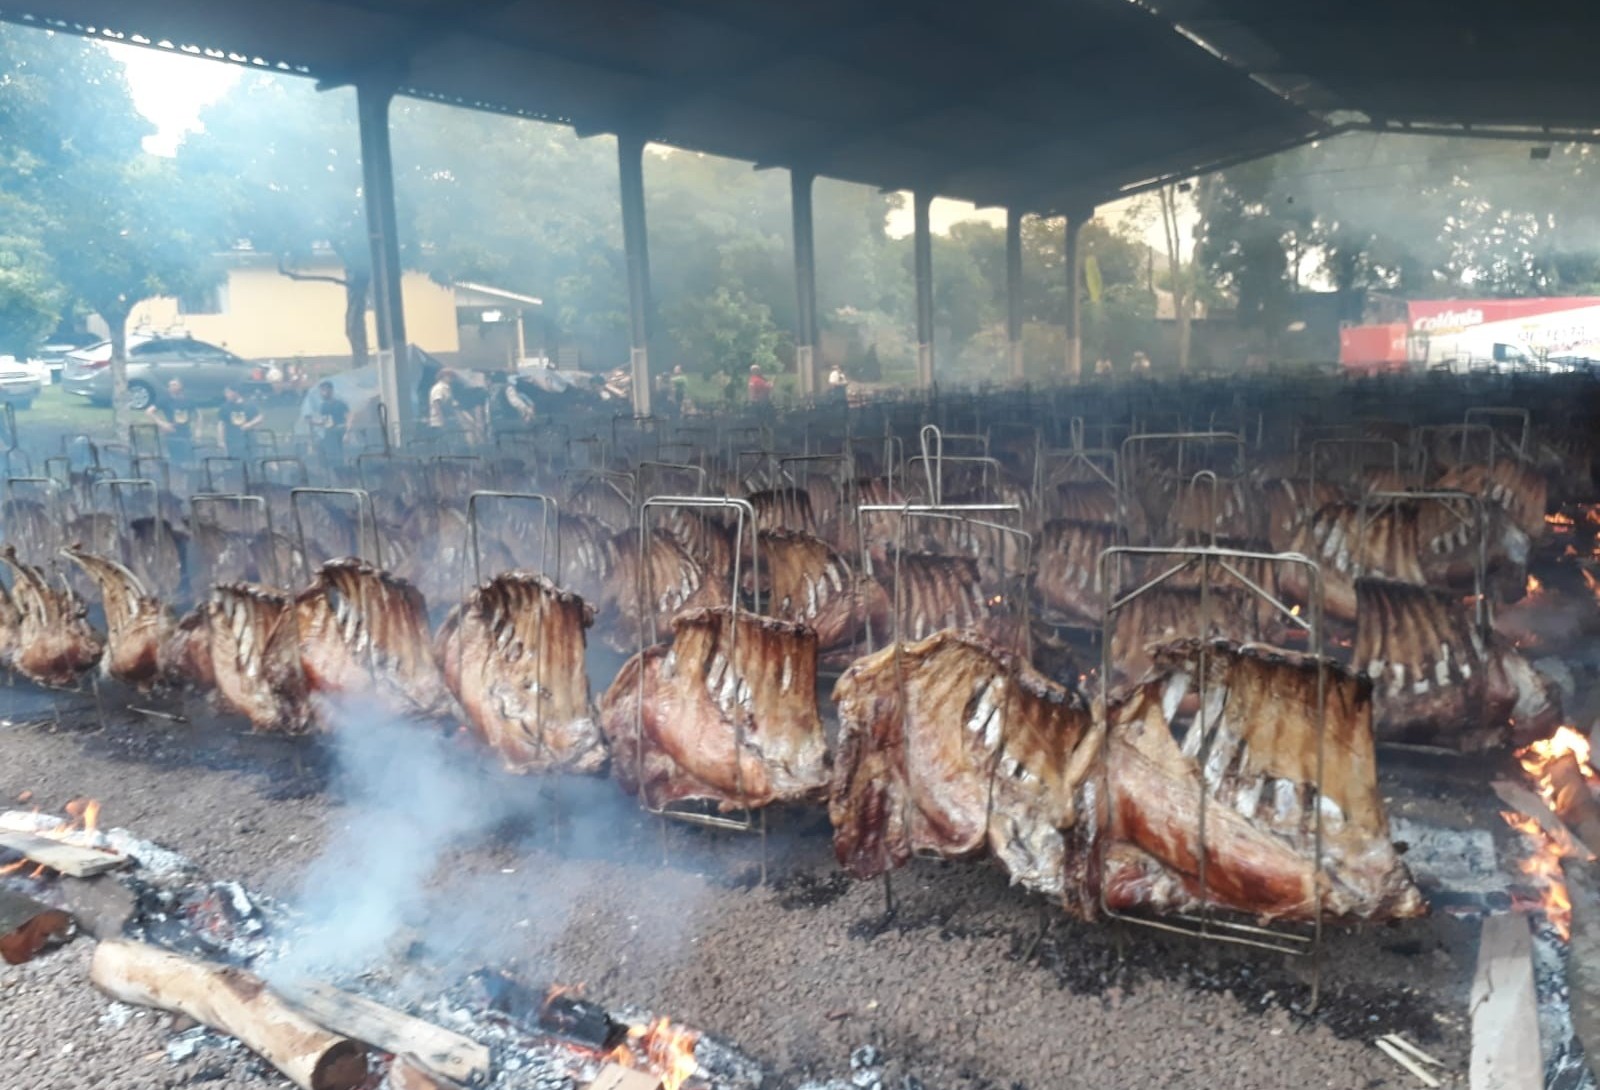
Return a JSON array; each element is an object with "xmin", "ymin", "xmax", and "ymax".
[
  {"xmin": 0, "ymin": 26, "xmax": 214, "ymax": 411},
  {"xmin": 179, "ymin": 76, "xmax": 381, "ymax": 366}
]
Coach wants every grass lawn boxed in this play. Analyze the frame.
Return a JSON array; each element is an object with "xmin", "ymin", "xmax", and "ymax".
[{"xmin": 10, "ymin": 384, "xmax": 307, "ymax": 454}]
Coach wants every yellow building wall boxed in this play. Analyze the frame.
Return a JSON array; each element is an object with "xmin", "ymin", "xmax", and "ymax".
[{"xmin": 128, "ymin": 265, "xmax": 461, "ymax": 362}]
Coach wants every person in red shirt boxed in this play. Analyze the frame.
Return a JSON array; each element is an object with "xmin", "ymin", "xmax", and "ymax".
[{"xmin": 746, "ymin": 363, "xmax": 773, "ymax": 403}]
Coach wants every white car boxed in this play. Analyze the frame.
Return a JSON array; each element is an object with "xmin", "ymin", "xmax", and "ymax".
[{"xmin": 0, "ymin": 356, "xmax": 46, "ymax": 408}]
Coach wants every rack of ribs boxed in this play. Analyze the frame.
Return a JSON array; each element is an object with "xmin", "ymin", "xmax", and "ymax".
[
  {"xmin": 435, "ymin": 572, "xmax": 606, "ymax": 775},
  {"xmin": 292, "ymin": 559, "xmax": 454, "ymax": 723},
  {"xmin": 1094, "ymin": 640, "xmax": 1424, "ymax": 923},
  {"xmin": 0, "ymin": 545, "xmax": 102, "ymax": 688},
  {"xmin": 829, "ymin": 629, "xmax": 1096, "ymax": 893},
  {"xmin": 60, "ymin": 545, "xmax": 173, "ymax": 691},
  {"xmin": 597, "ymin": 607, "xmax": 828, "ymax": 812}
]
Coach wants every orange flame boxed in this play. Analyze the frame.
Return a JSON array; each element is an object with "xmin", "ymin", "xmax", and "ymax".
[
  {"xmin": 1547, "ymin": 512, "xmax": 1575, "ymax": 529},
  {"xmin": 1501, "ymin": 811, "xmax": 1573, "ymax": 939},
  {"xmin": 1526, "ymin": 573, "xmax": 1543, "ymax": 597},
  {"xmin": 1519, "ymin": 725, "xmax": 1594, "ymax": 783},
  {"xmin": 604, "ymin": 1018, "xmax": 700, "ymax": 1090}
]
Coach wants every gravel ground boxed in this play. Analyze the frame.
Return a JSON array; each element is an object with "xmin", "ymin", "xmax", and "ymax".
[{"xmin": 0, "ymin": 676, "xmax": 1497, "ymax": 1090}]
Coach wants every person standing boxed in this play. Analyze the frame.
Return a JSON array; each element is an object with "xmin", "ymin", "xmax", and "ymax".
[
  {"xmin": 747, "ymin": 363, "xmax": 773, "ymax": 404},
  {"xmin": 146, "ymin": 378, "xmax": 195, "ymax": 464},
  {"xmin": 669, "ymin": 365, "xmax": 689, "ymax": 407},
  {"xmin": 309, "ymin": 380, "xmax": 351, "ymax": 465},
  {"xmin": 218, "ymin": 385, "xmax": 264, "ymax": 460}
]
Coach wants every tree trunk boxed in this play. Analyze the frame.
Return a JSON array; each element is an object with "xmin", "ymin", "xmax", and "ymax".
[
  {"xmin": 345, "ymin": 270, "xmax": 371, "ymax": 368},
  {"xmin": 106, "ymin": 304, "xmax": 132, "ymax": 434}
]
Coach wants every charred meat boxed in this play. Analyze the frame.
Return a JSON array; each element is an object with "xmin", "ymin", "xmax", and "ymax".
[
  {"xmin": 598, "ymin": 607, "xmax": 829, "ymax": 811},
  {"xmin": 293, "ymin": 559, "xmax": 454, "ymax": 722},
  {"xmin": 0, "ymin": 546, "xmax": 102, "ymax": 687},
  {"xmin": 436, "ymin": 572, "xmax": 606, "ymax": 775},
  {"xmin": 830, "ymin": 630, "xmax": 1095, "ymax": 890},
  {"xmin": 1095, "ymin": 641, "xmax": 1423, "ymax": 923},
  {"xmin": 61, "ymin": 546, "xmax": 174, "ymax": 691}
]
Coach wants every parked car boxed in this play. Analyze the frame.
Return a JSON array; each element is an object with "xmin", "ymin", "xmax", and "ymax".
[
  {"xmin": 0, "ymin": 356, "xmax": 45, "ymax": 408},
  {"xmin": 62, "ymin": 334, "xmax": 264, "ymax": 409}
]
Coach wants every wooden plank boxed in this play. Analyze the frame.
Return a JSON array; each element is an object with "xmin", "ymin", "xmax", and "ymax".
[
  {"xmin": 278, "ymin": 980, "xmax": 490, "ymax": 1086},
  {"xmin": 1562, "ymin": 857, "xmax": 1600, "ymax": 1088},
  {"xmin": 0, "ymin": 829, "xmax": 125, "ymax": 877},
  {"xmin": 1469, "ymin": 913, "xmax": 1542, "ymax": 1090}
]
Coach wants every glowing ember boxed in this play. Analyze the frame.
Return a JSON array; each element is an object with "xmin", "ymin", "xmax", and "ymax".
[
  {"xmin": 1526, "ymin": 574, "xmax": 1543, "ymax": 596},
  {"xmin": 1547, "ymin": 512, "xmax": 1575, "ymax": 529},
  {"xmin": 1501, "ymin": 811, "xmax": 1573, "ymax": 939},
  {"xmin": 605, "ymin": 1017, "xmax": 701, "ymax": 1090}
]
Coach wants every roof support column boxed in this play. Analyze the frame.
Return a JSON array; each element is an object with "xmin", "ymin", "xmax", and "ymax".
[
  {"xmin": 913, "ymin": 191, "xmax": 935, "ymax": 389},
  {"xmin": 617, "ymin": 131, "xmax": 653, "ymax": 418},
  {"xmin": 1063, "ymin": 209, "xmax": 1090, "ymax": 384},
  {"xmin": 790, "ymin": 169, "xmax": 820, "ymax": 398},
  {"xmin": 1006, "ymin": 208, "xmax": 1024, "ymax": 383},
  {"xmin": 356, "ymin": 82, "xmax": 411, "ymax": 446}
]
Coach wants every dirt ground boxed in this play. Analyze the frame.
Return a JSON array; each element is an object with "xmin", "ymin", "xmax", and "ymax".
[{"xmin": 0, "ymin": 676, "xmax": 1505, "ymax": 1090}]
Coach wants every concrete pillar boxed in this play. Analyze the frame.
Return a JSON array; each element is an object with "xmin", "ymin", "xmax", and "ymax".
[
  {"xmin": 913, "ymin": 191, "xmax": 934, "ymax": 389},
  {"xmin": 356, "ymin": 83, "xmax": 411, "ymax": 445},
  {"xmin": 1006, "ymin": 208, "xmax": 1024, "ymax": 383},
  {"xmin": 618, "ymin": 131, "xmax": 653, "ymax": 417},
  {"xmin": 1063, "ymin": 211, "xmax": 1088, "ymax": 384},
  {"xmin": 791, "ymin": 169, "xmax": 820, "ymax": 397}
]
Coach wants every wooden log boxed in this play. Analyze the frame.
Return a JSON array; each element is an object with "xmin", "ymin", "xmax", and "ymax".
[
  {"xmin": 1492, "ymin": 779, "xmax": 1588, "ymax": 860},
  {"xmin": 0, "ymin": 829, "xmax": 125, "ymax": 877},
  {"xmin": 0, "ymin": 888, "xmax": 73, "ymax": 964},
  {"xmin": 389, "ymin": 1053, "xmax": 466, "ymax": 1090},
  {"xmin": 278, "ymin": 980, "xmax": 490, "ymax": 1085},
  {"xmin": 1545, "ymin": 753, "xmax": 1600, "ymax": 858},
  {"xmin": 90, "ymin": 939, "xmax": 368, "ymax": 1090},
  {"xmin": 1469, "ymin": 914, "xmax": 1541, "ymax": 1090}
]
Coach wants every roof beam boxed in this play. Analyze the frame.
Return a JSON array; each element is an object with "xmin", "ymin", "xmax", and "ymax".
[{"xmin": 312, "ymin": 0, "xmax": 521, "ymax": 90}]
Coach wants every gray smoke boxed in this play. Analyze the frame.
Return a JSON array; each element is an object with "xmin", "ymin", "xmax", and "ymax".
[{"xmin": 263, "ymin": 698, "xmax": 702, "ymax": 991}]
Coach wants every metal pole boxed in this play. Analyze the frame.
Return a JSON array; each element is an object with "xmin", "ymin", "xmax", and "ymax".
[
  {"xmin": 1063, "ymin": 211, "xmax": 1086, "ymax": 384},
  {"xmin": 618, "ymin": 131, "xmax": 654, "ymax": 417},
  {"xmin": 791, "ymin": 169, "xmax": 820, "ymax": 397},
  {"xmin": 356, "ymin": 82, "xmax": 411, "ymax": 447},
  {"xmin": 913, "ymin": 191, "xmax": 934, "ymax": 389},
  {"xmin": 1006, "ymin": 207, "xmax": 1024, "ymax": 383}
]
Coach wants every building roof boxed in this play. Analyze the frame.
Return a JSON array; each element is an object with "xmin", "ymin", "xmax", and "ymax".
[{"xmin": 5, "ymin": 0, "xmax": 1599, "ymax": 215}]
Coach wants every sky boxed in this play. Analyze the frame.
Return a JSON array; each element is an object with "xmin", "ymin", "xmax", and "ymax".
[{"xmin": 106, "ymin": 41, "xmax": 240, "ymax": 156}]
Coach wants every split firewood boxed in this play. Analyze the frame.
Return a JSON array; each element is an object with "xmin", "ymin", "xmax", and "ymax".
[
  {"xmin": 1469, "ymin": 914, "xmax": 1541, "ymax": 1090},
  {"xmin": 278, "ymin": 979, "xmax": 490, "ymax": 1085},
  {"xmin": 0, "ymin": 888, "xmax": 74, "ymax": 964},
  {"xmin": 1546, "ymin": 753, "xmax": 1600, "ymax": 858},
  {"xmin": 1561, "ymin": 857, "xmax": 1600, "ymax": 1089},
  {"xmin": 388, "ymin": 1053, "xmax": 466, "ymax": 1090},
  {"xmin": 1492, "ymin": 779, "xmax": 1588, "ymax": 860},
  {"xmin": 0, "ymin": 829, "xmax": 125, "ymax": 877},
  {"xmin": 90, "ymin": 939, "xmax": 368, "ymax": 1090},
  {"xmin": 589, "ymin": 1064, "xmax": 664, "ymax": 1090}
]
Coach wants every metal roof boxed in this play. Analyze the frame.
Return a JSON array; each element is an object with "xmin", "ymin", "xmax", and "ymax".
[
  {"xmin": 5, "ymin": 0, "xmax": 1599, "ymax": 213},
  {"xmin": 1142, "ymin": 0, "xmax": 1600, "ymax": 139},
  {"xmin": 0, "ymin": 0, "xmax": 1320, "ymax": 213}
]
